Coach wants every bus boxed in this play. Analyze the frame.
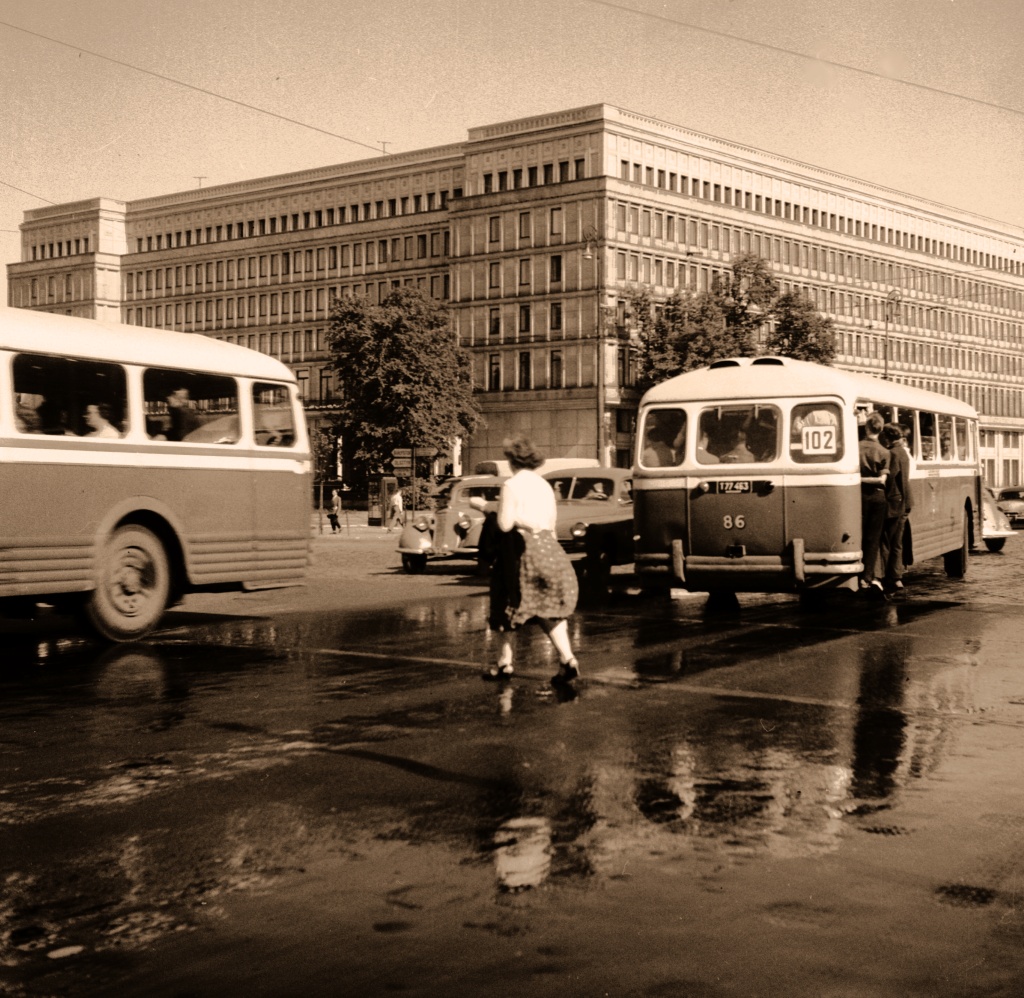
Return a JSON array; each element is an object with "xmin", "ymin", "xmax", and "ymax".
[
  {"xmin": 1, "ymin": 307, "xmax": 311, "ymax": 640},
  {"xmin": 633, "ymin": 356, "xmax": 981, "ymax": 597}
]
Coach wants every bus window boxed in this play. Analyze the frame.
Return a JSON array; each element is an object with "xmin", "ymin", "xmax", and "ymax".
[
  {"xmin": 954, "ymin": 417, "xmax": 970, "ymax": 462},
  {"xmin": 12, "ymin": 353, "xmax": 127, "ymax": 437},
  {"xmin": 919, "ymin": 411, "xmax": 938, "ymax": 461},
  {"xmin": 938, "ymin": 414, "xmax": 954, "ymax": 460},
  {"xmin": 790, "ymin": 402, "xmax": 843, "ymax": 463},
  {"xmin": 640, "ymin": 408, "xmax": 686, "ymax": 468},
  {"xmin": 896, "ymin": 408, "xmax": 916, "ymax": 457},
  {"xmin": 700, "ymin": 404, "xmax": 779, "ymax": 464},
  {"xmin": 143, "ymin": 368, "xmax": 238, "ymax": 443},
  {"xmin": 253, "ymin": 382, "xmax": 295, "ymax": 447}
]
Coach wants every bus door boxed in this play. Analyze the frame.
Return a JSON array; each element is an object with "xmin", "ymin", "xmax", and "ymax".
[{"xmin": 687, "ymin": 404, "xmax": 786, "ymax": 563}]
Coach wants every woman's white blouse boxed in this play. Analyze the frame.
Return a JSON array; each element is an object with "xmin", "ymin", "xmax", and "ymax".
[{"xmin": 497, "ymin": 468, "xmax": 557, "ymax": 533}]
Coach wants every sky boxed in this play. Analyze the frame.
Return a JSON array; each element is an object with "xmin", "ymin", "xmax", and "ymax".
[{"xmin": 3, "ymin": 0, "xmax": 1024, "ymax": 301}]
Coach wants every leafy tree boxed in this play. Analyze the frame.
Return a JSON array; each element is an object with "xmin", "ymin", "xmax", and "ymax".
[
  {"xmin": 765, "ymin": 291, "xmax": 838, "ymax": 364},
  {"xmin": 326, "ymin": 288, "xmax": 482, "ymax": 480},
  {"xmin": 631, "ymin": 287, "xmax": 675, "ymax": 394},
  {"xmin": 717, "ymin": 252, "xmax": 780, "ymax": 352}
]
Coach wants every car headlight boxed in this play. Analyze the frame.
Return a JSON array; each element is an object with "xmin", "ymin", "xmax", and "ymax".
[
  {"xmin": 413, "ymin": 517, "xmax": 431, "ymax": 532},
  {"xmin": 570, "ymin": 522, "xmax": 588, "ymax": 539}
]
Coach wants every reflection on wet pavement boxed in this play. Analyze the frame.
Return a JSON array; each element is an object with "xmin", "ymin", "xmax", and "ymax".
[{"xmin": 2, "ymin": 546, "xmax": 1024, "ymax": 994}]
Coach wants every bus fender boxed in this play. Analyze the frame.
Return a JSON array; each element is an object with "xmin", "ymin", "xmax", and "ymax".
[{"xmin": 91, "ymin": 497, "xmax": 190, "ymax": 591}]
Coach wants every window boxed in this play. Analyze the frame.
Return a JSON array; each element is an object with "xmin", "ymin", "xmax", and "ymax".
[
  {"xmin": 790, "ymin": 403, "xmax": 843, "ymax": 464},
  {"xmin": 252, "ymin": 382, "xmax": 295, "ymax": 446},
  {"xmin": 550, "ymin": 255, "xmax": 562, "ymax": 283},
  {"xmin": 488, "ymin": 354, "xmax": 501, "ymax": 391},
  {"xmin": 489, "ymin": 216, "xmax": 501, "ymax": 242},
  {"xmin": 519, "ymin": 212, "xmax": 531, "ymax": 239},
  {"xmin": 489, "ymin": 308, "xmax": 501, "ymax": 337},
  {"xmin": 519, "ymin": 304, "xmax": 531, "ymax": 333},
  {"xmin": 639, "ymin": 408, "xmax": 686, "ymax": 468},
  {"xmin": 518, "ymin": 352, "xmax": 531, "ymax": 389},
  {"xmin": 550, "ymin": 350, "xmax": 563, "ymax": 388},
  {"xmin": 519, "ymin": 259, "xmax": 531, "ymax": 285},
  {"xmin": 698, "ymin": 405, "xmax": 780, "ymax": 464},
  {"xmin": 13, "ymin": 354, "xmax": 128, "ymax": 438},
  {"xmin": 550, "ymin": 302, "xmax": 562, "ymax": 331},
  {"xmin": 489, "ymin": 262, "xmax": 501, "ymax": 288},
  {"xmin": 142, "ymin": 368, "xmax": 238, "ymax": 443},
  {"xmin": 559, "ymin": 161, "xmax": 569, "ymax": 183},
  {"xmin": 550, "ymin": 207, "xmax": 562, "ymax": 236}
]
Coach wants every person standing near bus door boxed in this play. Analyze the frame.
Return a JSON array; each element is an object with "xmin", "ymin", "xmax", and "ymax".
[
  {"xmin": 859, "ymin": 412, "xmax": 891, "ymax": 600},
  {"xmin": 879, "ymin": 423, "xmax": 912, "ymax": 594},
  {"xmin": 165, "ymin": 387, "xmax": 203, "ymax": 441},
  {"xmin": 327, "ymin": 489, "xmax": 341, "ymax": 534}
]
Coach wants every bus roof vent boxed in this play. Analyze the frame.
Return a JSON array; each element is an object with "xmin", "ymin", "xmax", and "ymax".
[
  {"xmin": 752, "ymin": 357, "xmax": 785, "ymax": 366},
  {"xmin": 708, "ymin": 359, "xmax": 742, "ymax": 369}
]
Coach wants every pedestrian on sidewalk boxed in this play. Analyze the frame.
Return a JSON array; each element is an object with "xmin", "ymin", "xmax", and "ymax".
[
  {"xmin": 477, "ymin": 435, "xmax": 580, "ymax": 686},
  {"xmin": 387, "ymin": 487, "xmax": 404, "ymax": 532},
  {"xmin": 327, "ymin": 489, "xmax": 341, "ymax": 534}
]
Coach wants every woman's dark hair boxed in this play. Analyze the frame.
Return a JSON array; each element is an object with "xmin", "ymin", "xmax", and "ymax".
[
  {"xmin": 502, "ymin": 434, "xmax": 545, "ymax": 471},
  {"xmin": 880, "ymin": 423, "xmax": 904, "ymax": 447}
]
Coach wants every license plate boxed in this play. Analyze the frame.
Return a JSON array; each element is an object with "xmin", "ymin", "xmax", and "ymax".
[{"xmin": 717, "ymin": 480, "xmax": 751, "ymax": 493}]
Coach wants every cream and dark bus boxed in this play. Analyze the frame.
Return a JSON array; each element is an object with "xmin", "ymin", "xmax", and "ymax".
[
  {"xmin": 633, "ymin": 356, "xmax": 981, "ymax": 597},
  {"xmin": 1, "ymin": 307, "xmax": 311, "ymax": 640}
]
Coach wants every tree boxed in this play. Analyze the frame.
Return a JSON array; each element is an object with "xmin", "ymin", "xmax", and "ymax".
[
  {"xmin": 326, "ymin": 288, "xmax": 482, "ymax": 480},
  {"xmin": 718, "ymin": 252, "xmax": 780, "ymax": 353},
  {"xmin": 765, "ymin": 291, "xmax": 838, "ymax": 364}
]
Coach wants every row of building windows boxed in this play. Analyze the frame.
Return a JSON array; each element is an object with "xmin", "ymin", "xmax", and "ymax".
[
  {"xmin": 482, "ymin": 159, "xmax": 586, "ymax": 193},
  {"xmin": 129, "ymin": 191, "xmax": 460, "ymax": 253},
  {"xmin": 124, "ymin": 275, "xmax": 451, "ymax": 330},
  {"xmin": 488, "ymin": 207, "xmax": 564, "ymax": 244},
  {"xmin": 29, "ymin": 236, "xmax": 91, "ymax": 261},
  {"xmin": 616, "ymin": 157, "xmax": 1022, "ymax": 276},
  {"xmin": 484, "ymin": 344, "xmax": 633, "ymax": 392},
  {"xmin": 124, "ymin": 232, "xmax": 450, "ymax": 298},
  {"xmin": 612, "ymin": 203, "xmax": 1024, "ymax": 315},
  {"xmin": 16, "ymin": 273, "xmax": 93, "ymax": 305}
]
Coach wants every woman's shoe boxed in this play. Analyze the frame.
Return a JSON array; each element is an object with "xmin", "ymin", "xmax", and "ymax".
[
  {"xmin": 483, "ymin": 663, "xmax": 514, "ymax": 680},
  {"xmin": 551, "ymin": 659, "xmax": 580, "ymax": 685}
]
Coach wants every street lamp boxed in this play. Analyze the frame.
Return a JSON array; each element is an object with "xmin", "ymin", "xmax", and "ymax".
[
  {"xmin": 883, "ymin": 289, "xmax": 902, "ymax": 380},
  {"xmin": 582, "ymin": 229, "xmax": 606, "ymax": 465}
]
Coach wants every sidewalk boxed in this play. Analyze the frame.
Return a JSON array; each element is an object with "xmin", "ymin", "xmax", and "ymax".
[{"xmin": 309, "ymin": 509, "xmax": 399, "ymax": 540}]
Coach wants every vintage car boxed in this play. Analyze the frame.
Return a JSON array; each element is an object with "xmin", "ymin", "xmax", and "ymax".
[
  {"xmin": 994, "ymin": 486, "xmax": 1024, "ymax": 529},
  {"xmin": 396, "ymin": 475, "xmax": 505, "ymax": 573},
  {"xmin": 542, "ymin": 466, "xmax": 634, "ymax": 575},
  {"xmin": 981, "ymin": 486, "xmax": 1017, "ymax": 552}
]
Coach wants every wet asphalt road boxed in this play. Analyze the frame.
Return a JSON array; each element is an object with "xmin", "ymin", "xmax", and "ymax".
[{"xmin": 2, "ymin": 531, "xmax": 1024, "ymax": 997}]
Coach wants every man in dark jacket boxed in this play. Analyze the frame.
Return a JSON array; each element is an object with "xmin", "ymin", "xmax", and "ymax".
[
  {"xmin": 859, "ymin": 411, "xmax": 890, "ymax": 599},
  {"xmin": 879, "ymin": 423, "xmax": 913, "ymax": 593}
]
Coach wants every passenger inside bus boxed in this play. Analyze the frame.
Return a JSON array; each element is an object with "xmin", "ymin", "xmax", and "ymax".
[
  {"xmin": 84, "ymin": 403, "xmax": 120, "ymax": 438},
  {"xmin": 720, "ymin": 428, "xmax": 756, "ymax": 463},
  {"xmin": 641, "ymin": 409, "xmax": 685, "ymax": 467}
]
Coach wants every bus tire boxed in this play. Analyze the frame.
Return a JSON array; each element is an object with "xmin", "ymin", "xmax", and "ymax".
[
  {"xmin": 984, "ymin": 537, "xmax": 1006, "ymax": 553},
  {"xmin": 943, "ymin": 514, "xmax": 970, "ymax": 579},
  {"xmin": 86, "ymin": 525, "xmax": 171, "ymax": 642},
  {"xmin": 402, "ymin": 553, "xmax": 427, "ymax": 574}
]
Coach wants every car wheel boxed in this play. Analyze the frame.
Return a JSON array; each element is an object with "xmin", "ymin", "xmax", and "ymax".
[
  {"xmin": 984, "ymin": 537, "xmax": 1006, "ymax": 553},
  {"xmin": 402, "ymin": 553, "xmax": 427, "ymax": 574},
  {"xmin": 85, "ymin": 525, "xmax": 171, "ymax": 642}
]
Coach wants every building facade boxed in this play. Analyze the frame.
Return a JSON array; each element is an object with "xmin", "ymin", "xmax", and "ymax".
[{"xmin": 9, "ymin": 104, "xmax": 1024, "ymax": 484}]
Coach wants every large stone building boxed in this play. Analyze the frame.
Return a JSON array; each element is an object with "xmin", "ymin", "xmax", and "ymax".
[{"xmin": 8, "ymin": 104, "xmax": 1024, "ymax": 483}]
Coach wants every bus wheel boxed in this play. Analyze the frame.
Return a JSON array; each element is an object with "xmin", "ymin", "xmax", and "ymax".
[
  {"xmin": 984, "ymin": 537, "xmax": 1006, "ymax": 553},
  {"xmin": 86, "ymin": 525, "xmax": 171, "ymax": 642},
  {"xmin": 402, "ymin": 553, "xmax": 427, "ymax": 574},
  {"xmin": 943, "ymin": 515, "xmax": 970, "ymax": 579}
]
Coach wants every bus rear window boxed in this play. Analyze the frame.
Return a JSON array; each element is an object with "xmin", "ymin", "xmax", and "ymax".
[
  {"xmin": 790, "ymin": 403, "xmax": 843, "ymax": 463},
  {"xmin": 698, "ymin": 405, "xmax": 779, "ymax": 464},
  {"xmin": 639, "ymin": 408, "xmax": 686, "ymax": 468},
  {"xmin": 143, "ymin": 368, "xmax": 238, "ymax": 444},
  {"xmin": 12, "ymin": 353, "xmax": 127, "ymax": 437}
]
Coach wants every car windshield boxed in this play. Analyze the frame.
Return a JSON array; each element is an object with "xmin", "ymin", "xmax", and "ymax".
[{"xmin": 1000, "ymin": 489, "xmax": 1024, "ymax": 501}]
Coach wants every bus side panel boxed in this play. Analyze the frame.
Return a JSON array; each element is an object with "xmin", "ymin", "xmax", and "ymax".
[
  {"xmin": 906, "ymin": 474, "xmax": 972, "ymax": 564},
  {"xmin": 634, "ymin": 486, "xmax": 687, "ymax": 581},
  {"xmin": 252, "ymin": 463, "xmax": 312, "ymax": 581},
  {"xmin": 0, "ymin": 462, "xmax": 94, "ymax": 596}
]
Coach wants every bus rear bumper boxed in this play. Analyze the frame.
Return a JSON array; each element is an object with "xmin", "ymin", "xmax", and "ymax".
[{"xmin": 635, "ymin": 541, "xmax": 862, "ymax": 592}]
